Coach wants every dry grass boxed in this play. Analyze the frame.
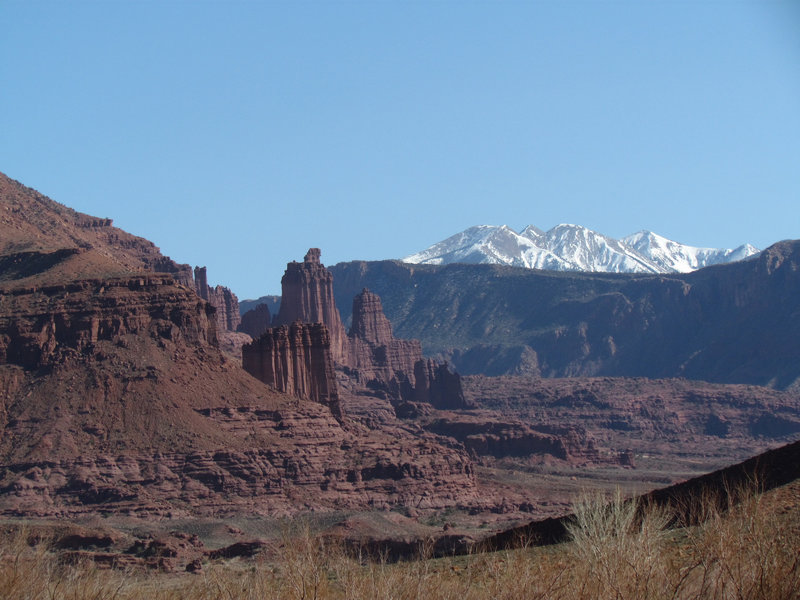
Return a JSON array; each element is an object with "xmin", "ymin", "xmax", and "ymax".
[{"xmin": 1, "ymin": 485, "xmax": 798, "ymax": 600}]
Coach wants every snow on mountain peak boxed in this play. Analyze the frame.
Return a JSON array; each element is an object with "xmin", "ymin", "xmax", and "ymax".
[{"xmin": 403, "ymin": 225, "xmax": 760, "ymax": 274}]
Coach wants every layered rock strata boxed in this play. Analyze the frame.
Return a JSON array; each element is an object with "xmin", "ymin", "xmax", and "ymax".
[
  {"xmin": 0, "ymin": 265, "xmax": 480, "ymax": 517},
  {"xmin": 274, "ymin": 249, "xmax": 348, "ymax": 362},
  {"xmin": 0, "ymin": 270, "xmax": 216, "ymax": 368},
  {"xmin": 330, "ymin": 239, "xmax": 800, "ymax": 389},
  {"xmin": 347, "ymin": 289, "xmax": 469, "ymax": 410},
  {"xmin": 264, "ymin": 251, "xmax": 468, "ymax": 412},
  {"xmin": 238, "ymin": 303, "xmax": 271, "ymax": 339},
  {"xmin": 194, "ymin": 266, "xmax": 241, "ymax": 332},
  {"xmin": 242, "ymin": 322, "xmax": 342, "ymax": 420},
  {"xmin": 1, "ymin": 401, "xmax": 478, "ymax": 517},
  {"xmin": 0, "ymin": 176, "xmax": 487, "ymax": 519}
]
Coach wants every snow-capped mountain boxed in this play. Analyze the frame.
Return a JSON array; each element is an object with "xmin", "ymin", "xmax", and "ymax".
[
  {"xmin": 622, "ymin": 230, "xmax": 760, "ymax": 273},
  {"xmin": 402, "ymin": 225, "xmax": 760, "ymax": 274},
  {"xmin": 403, "ymin": 225, "xmax": 572, "ymax": 270}
]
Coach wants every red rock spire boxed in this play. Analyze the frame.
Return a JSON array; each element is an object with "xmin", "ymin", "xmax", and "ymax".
[
  {"xmin": 349, "ymin": 288, "xmax": 394, "ymax": 346},
  {"xmin": 274, "ymin": 248, "xmax": 348, "ymax": 362}
]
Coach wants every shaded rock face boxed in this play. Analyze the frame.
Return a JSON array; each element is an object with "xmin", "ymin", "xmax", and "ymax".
[
  {"xmin": 413, "ymin": 358, "xmax": 468, "ymax": 410},
  {"xmin": 194, "ymin": 266, "xmax": 241, "ymax": 332},
  {"xmin": 238, "ymin": 303, "xmax": 271, "ymax": 339},
  {"xmin": 0, "ymin": 388, "xmax": 479, "ymax": 517},
  {"xmin": 268, "ymin": 252, "xmax": 468, "ymax": 412},
  {"xmin": 274, "ymin": 249, "xmax": 348, "ymax": 362},
  {"xmin": 0, "ymin": 272, "xmax": 217, "ymax": 369},
  {"xmin": 463, "ymin": 375, "xmax": 800, "ymax": 472},
  {"xmin": 347, "ymin": 288, "xmax": 469, "ymax": 410},
  {"xmin": 0, "ymin": 172, "xmax": 194, "ymax": 287},
  {"xmin": 330, "ymin": 240, "xmax": 800, "ymax": 389},
  {"xmin": 0, "ymin": 175, "xmax": 490, "ymax": 520},
  {"xmin": 242, "ymin": 322, "xmax": 342, "ymax": 420},
  {"xmin": 424, "ymin": 416, "xmax": 570, "ymax": 460},
  {"xmin": 349, "ymin": 289, "xmax": 393, "ymax": 346},
  {"xmin": 242, "ymin": 254, "xmax": 468, "ymax": 422}
]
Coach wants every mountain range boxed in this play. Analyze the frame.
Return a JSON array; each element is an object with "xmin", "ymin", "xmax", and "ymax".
[
  {"xmin": 332, "ymin": 238, "xmax": 800, "ymax": 389},
  {"xmin": 403, "ymin": 224, "xmax": 760, "ymax": 274}
]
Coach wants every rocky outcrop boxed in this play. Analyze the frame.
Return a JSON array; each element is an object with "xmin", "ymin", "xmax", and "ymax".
[
  {"xmin": 242, "ymin": 322, "xmax": 342, "ymax": 420},
  {"xmin": 267, "ymin": 253, "xmax": 468, "ymax": 413},
  {"xmin": 0, "ymin": 270, "xmax": 217, "ymax": 369},
  {"xmin": 349, "ymin": 288, "xmax": 394, "ymax": 346},
  {"xmin": 194, "ymin": 266, "xmax": 241, "ymax": 332},
  {"xmin": 423, "ymin": 416, "xmax": 570, "ymax": 460},
  {"xmin": 238, "ymin": 303, "xmax": 271, "ymax": 339},
  {"xmin": 274, "ymin": 249, "xmax": 348, "ymax": 362},
  {"xmin": 0, "ymin": 400, "xmax": 480, "ymax": 517},
  {"xmin": 0, "ymin": 172, "xmax": 194, "ymax": 288},
  {"xmin": 463, "ymin": 375, "xmax": 800, "ymax": 474},
  {"xmin": 0, "ymin": 178, "xmax": 489, "ymax": 520},
  {"xmin": 239, "ymin": 295, "xmax": 281, "ymax": 319},
  {"xmin": 346, "ymin": 288, "xmax": 469, "ymax": 410},
  {"xmin": 345, "ymin": 289, "xmax": 422, "ymax": 400},
  {"xmin": 413, "ymin": 358, "xmax": 468, "ymax": 410}
]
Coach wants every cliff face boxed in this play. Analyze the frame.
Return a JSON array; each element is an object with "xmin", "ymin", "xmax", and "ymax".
[
  {"xmin": 0, "ymin": 175, "xmax": 487, "ymax": 519},
  {"xmin": 0, "ymin": 268, "xmax": 479, "ymax": 516},
  {"xmin": 0, "ymin": 260, "xmax": 217, "ymax": 369},
  {"xmin": 194, "ymin": 266, "xmax": 242, "ymax": 332},
  {"xmin": 242, "ymin": 322, "xmax": 342, "ymax": 420},
  {"xmin": 347, "ymin": 288, "xmax": 468, "ymax": 410},
  {"xmin": 238, "ymin": 303, "xmax": 271, "ymax": 339},
  {"xmin": 274, "ymin": 249, "xmax": 348, "ymax": 362},
  {"xmin": 260, "ymin": 251, "xmax": 467, "ymax": 413}
]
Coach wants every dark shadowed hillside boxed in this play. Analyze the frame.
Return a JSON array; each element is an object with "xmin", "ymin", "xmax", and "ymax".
[{"xmin": 330, "ymin": 240, "xmax": 800, "ymax": 389}]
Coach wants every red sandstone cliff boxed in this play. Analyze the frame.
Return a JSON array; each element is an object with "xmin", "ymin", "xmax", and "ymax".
[
  {"xmin": 346, "ymin": 288, "xmax": 469, "ymax": 410},
  {"xmin": 238, "ymin": 303, "xmax": 271, "ymax": 339},
  {"xmin": 274, "ymin": 249, "xmax": 348, "ymax": 362},
  {"xmin": 194, "ymin": 266, "xmax": 242, "ymax": 332},
  {"xmin": 241, "ymin": 253, "xmax": 469, "ymax": 428},
  {"xmin": 242, "ymin": 321, "xmax": 342, "ymax": 420},
  {"xmin": 0, "ymin": 176, "xmax": 486, "ymax": 519}
]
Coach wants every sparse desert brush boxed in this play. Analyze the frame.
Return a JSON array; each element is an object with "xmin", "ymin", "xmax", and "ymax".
[
  {"xmin": 0, "ymin": 526, "xmax": 129, "ymax": 600},
  {"xmin": 563, "ymin": 488, "xmax": 678, "ymax": 600},
  {"xmin": 677, "ymin": 483, "xmax": 800, "ymax": 600},
  {"xmin": 1, "ymin": 481, "xmax": 798, "ymax": 600}
]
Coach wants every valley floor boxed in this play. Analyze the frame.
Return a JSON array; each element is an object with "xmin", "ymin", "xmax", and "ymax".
[{"xmin": 2, "ymin": 479, "xmax": 799, "ymax": 600}]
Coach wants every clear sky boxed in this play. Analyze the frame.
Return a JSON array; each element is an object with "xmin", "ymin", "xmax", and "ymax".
[{"xmin": 1, "ymin": 1, "xmax": 798, "ymax": 298}]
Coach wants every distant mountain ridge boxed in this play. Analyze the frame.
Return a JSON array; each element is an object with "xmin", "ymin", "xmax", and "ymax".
[
  {"xmin": 403, "ymin": 224, "xmax": 759, "ymax": 274},
  {"xmin": 331, "ymin": 238, "xmax": 800, "ymax": 389}
]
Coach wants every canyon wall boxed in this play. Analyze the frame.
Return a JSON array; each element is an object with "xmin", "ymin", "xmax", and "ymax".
[
  {"xmin": 238, "ymin": 303, "xmax": 271, "ymax": 339},
  {"xmin": 241, "ymin": 321, "xmax": 342, "ymax": 420},
  {"xmin": 194, "ymin": 266, "xmax": 242, "ymax": 332},
  {"xmin": 330, "ymin": 239, "xmax": 800, "ymax": 389},
  {"xmin": 248, "ymin": 250, "xmax": 467, "ymax": 413},
  {"xmin": 347, "ymin": 288, "xmax": 468, "ymax": 409},
  {"xmin": 0, "ymin": 268, "xmax": 217, "ymax": 369},
  {"xmin": 274, "ymin": 249, "xmax": 348, "ymax": 361}
]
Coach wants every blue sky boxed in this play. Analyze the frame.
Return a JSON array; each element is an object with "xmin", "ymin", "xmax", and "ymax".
[{"xmin": 1, "ymin": 1, "xmax": 798, "ymax": 298}]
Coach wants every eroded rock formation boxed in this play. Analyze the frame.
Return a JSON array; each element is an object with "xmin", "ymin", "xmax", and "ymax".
[
  {"xmin": 0, "ymin": 176, "xmax": 487, "ymax": 520},
  {"xmin": 347, "ymin": 288, "xmax": 469, "ymax": 410},
  {"xmin": 274, "ymin": 249, "xmax": 348, "ymax": 361},
  {"xmin": 251, "ymin": 252, "xmax": 469, "ymax": 415},
  {"xmin": 238, "ymin": 303, "xmax": 271, "ymax": 339},
  {"xmin": 0, "ymin": 268, "xmax": 217, "ymax": 368},
  {"xmin": 242, "ymin": 321, "xmax": 342, "ymax": 420},
  {"xmin": 194, "ymin": 266, "xmax": 241, "ymax": 332}
]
